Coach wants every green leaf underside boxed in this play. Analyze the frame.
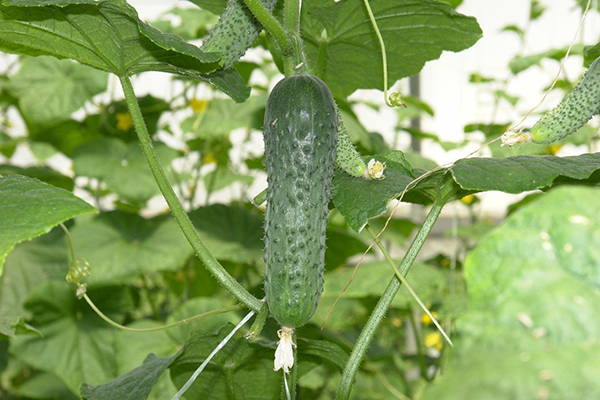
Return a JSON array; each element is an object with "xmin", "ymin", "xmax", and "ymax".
[
  {"xmin": 421, "ymin": 187, "xmax": 600, "ymax": 399},
  {"xmin": 70, "ymin": 211, "xmax": 192, "ymax": 284},
  {"xmin": 10, "ymin": 281, "xmax": 134, "ymax": 394},
  {"xmin": 333, "ymin": 152, "xmax": 600, "ymax": 232},
  {"xmin": 301, "ymin": 0, "xmax": 482, "ymax": 97},
  {"xmin": 0, "ymin": 174, "xmax": 95, "ymax": 273},
  {"xmin": 0, "ymin": 0, "xmax": 251, "ymax": 102}
]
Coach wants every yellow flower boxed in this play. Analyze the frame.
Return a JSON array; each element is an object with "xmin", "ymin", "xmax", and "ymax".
[
  {"xmin": 116, "ymin": 112, "xmax": 133, "ymax": 132},
  {"xmin": 202, "ymin": 153, "xmax": 217, "ymax": 164},
  {"xmin": 424, "ymin": 332, "xmax": 443, "ymax": 350},
  {"xmin": 421, "ymin": 311, "xmax": 439, "ymax": 326},
  {"xmin": 460, "ymin": 194, "xmax": 476, "ymax": 205},
  {"xmin": 544, "ymin": 144, "xmax": 562, "ymax": 155},
  {"xmin": 189, "ymin": 98, "xmax": 208, "ymax": 113}
]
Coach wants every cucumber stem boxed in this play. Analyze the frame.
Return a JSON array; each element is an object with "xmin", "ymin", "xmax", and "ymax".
[
  {"xmin": 119, "ymin": 75, "xmax": 262, "ymax": 312},
  {"xmin": 282, "ymin": 0, "xmax": 308, "ymax": 76},
  {"xmin": 336, "ymin": 203, "xmax": 444, "ymax": 400},
  {"xmin": 243, "ymin": 0, "xmax": 292, "ymax": 55}
]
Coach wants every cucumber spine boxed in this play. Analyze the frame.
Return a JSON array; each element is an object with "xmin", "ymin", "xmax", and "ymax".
[{"xmin": 263, "ymin": 74, "xmax": 337, "ymax": 328}]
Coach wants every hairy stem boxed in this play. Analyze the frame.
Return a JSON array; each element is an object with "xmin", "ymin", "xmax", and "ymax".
[
  {"xmin": 282, "ymin": 0, "xmax": 308, "ymax": 76},
  {"xmin": 119, "ymin": 75, "xmax": 262, "ymax": 312},
  {"xmin": 243, "ymin": 0, "xmax": 291, "ymax": 54},
  {"xmin": 336, "ymin": 203, "xmax": 443, "ymax": 400}
]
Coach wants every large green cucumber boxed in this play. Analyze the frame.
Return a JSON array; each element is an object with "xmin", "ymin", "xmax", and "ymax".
[
  {"xmin": 263, "ymin": 74, "xmax": 337, "ymax": 328},
  {"xmin": 201, "ymin": 0, "xmax": 277, "ymax": 68},
  {"xmin": 531, "ymin": 56, "xmax": 600, "ymax": 144}
]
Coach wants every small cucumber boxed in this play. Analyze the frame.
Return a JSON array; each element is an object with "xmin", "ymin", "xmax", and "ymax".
[
  {"xmin": 201, "ymin": 0, "xmax": 277, "ymax": 68},
  {"xmin": 336, "ymin": 110, "xmax": 368, "ymax": 178},
  {"xmin": 263, "ymin": 74, "xmax": 337, "ymax": 328},
  {"xmin": 531, "ymin": 56, "xmax": 600, "ymax": 144}
]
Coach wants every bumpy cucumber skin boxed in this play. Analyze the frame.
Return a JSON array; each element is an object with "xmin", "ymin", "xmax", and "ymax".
[
  {"xmin": 263, "ymin": 75, "xmax": 337, "ymax": 328},
  {"xmin": 531, "ymin": 56, "xmax": 600, "ymax": 144},
  {"xmin": 201, "ymin": 0, "xmax": 277, "ymax": 68},
  {"xmin": 336, "ymin": 110, "xmax": 368, "ymax": 177}
]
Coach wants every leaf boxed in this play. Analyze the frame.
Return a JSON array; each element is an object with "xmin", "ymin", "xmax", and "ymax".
[
  {"xmin": 325, "ymin": 228, "xmax": 368, "ymax": 269},
  {"xmin": 72, "ymin": 137, "xmax": 180, "ymax": 205},
  {"xmin": 203, "ymin": 166, "xmax": 254, "ymax": 193},
  {"xmin": 151, "ymin": 7, "xmax": 218, "ymax": 41},
  {"xmin": 10, "ymin": 281, "xmax": 133, "ymax": 394},
  {"xmin": 164, "ymin": 297, "xmax": 240, "ymax": 345},
  {"xmin": 0, "ymin": 227, "xmax": 68, "ymax": 324},
  {"xmin": 333, "ymin": 153, "xmax": 600, "ymax": 232},
  {"xmin": 0, "ymin": 316, "xmax": 40, "ymax": 339},
  {"xmin": 331, "ymin": 151, "xmax": 420, "ymax": 232},
  {"xmin": 0, "ymin": 131, "xmax": 18, "ymax": 157},
  {"xmin": 180, "ymin": 95, "xmax": 265, "ymax": 140},
  {"xmin": 7, "ymin": 56, "xmax": 107, "ymax": 127},
  {"xmin": 320, "ymin": 261, "xmax": 451, "ymax": 309},
  {"xmin": 169, "ymin": 325, "xmax": 282, "ymax": 399},
  {"xmin": 188, "ymin": 204, "xmax": 264, "ymax": 264},
  {"xmin": 447, "ymin": 153, "xmax": 600, "ymax": 194},
  {"xmin": 0, "ymin": 164, "xmax": 74, "ymax": 190},
  {"xmin": 69, "ymin": 211, "xmax": 193, "ymax": 284},
  {"xmin": 0, "ymin": 0, "xmax": 250, "ymax": 102},
  {"xmin": 421, "ymin": 186, "xmax": 600, "ymax": 399},
  {"xmin": 81, "ymin": 352, "xmax": 182, "ymax": 400},
  {"xmin": 0, "ymin": 174, "xmax": 95, "ymax": 273},
  {"xmin": 297, "ymin": 339, "xmax": 348, "ymax": 371},
  {"xmin": 188, "ymin": 0, "xmax": 227, "ymax": 15},
  {"xmin": 301, "ymin": 0, "xmax": 482, "ymax": 97},
  {"xmin": 508, "ymin": 45, "xmax": 584, "ymax": 74}
]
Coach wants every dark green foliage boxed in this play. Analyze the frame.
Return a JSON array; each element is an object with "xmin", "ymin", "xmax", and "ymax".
[{"xmin": 263, "ymin": 75, "xmax": 337, "ymax": 327}]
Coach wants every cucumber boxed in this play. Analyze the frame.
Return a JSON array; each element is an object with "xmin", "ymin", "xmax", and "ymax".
[
  {"xmin": 530, "ymin": 56, "xmax": 600, "ymax": 144},
  {"xmin": 336, "ymin": 110, "xmax": 368, "ymax": 178},
  {"xmin": 263, "ymin": 74, "xmax": 337, "ymax": 328},
  {"xmin": 201, "ymin": 0, "xmax": 277, "ymax": 68}
]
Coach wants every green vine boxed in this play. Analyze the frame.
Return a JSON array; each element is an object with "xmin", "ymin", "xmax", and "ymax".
[
  {"xmin": 119, "ymin": 75, "xmax": 262, "ymax": 312},
  {"xmin": 336, "ymin": 203, "xmax": 444, "ymax": 399}
]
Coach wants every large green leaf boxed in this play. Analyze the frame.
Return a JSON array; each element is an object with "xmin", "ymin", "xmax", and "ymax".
[
  {"xmin": 7, "ymin": 56, "xmax": 107, "ymax": 127},
  {"xmin": 69, "ymin": 211, "xmax": 193, "ymax": 284},
  {"xmin": 0, "ymin": 174, "xmax": 95, "ymax": 272},
  {"xmin": 333, "ymin": 152, "xmax": 600, "ymax": 232},
  {"xmin": 0, "ymin": 228, "xmax": 67, "ymax": 338},
  {"xmin": 301, "ymin": 0, "xmax": 482, "ymax": 97},
  {"xmin": 422, "ymin": 186, "xmax": 600, "ymax": 399},
  {"xmin": 72, "ymin": 137, "xmax": 180, "ymax": 205},
  {"xmin": 188, "ymin": 204, "xmax": 263, "ymax": 264},
  {"xmin": 0, "ymin": 0, "xmax": 250, "ymax": 101},
  {"xmin": 10, "ymin": 281, "xmax": 133, "ymax": 394}
]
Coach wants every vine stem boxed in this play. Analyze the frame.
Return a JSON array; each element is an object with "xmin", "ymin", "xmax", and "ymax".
[
  {"xmin": 365, "ymin": 225, "xmax": 453, "ymax": 347},
  {"xmin": 336, "ymin": 203, "xmax": 444, "ymax": 400},
  {"xmin": 363, "ymin": 0, "xmax": 393, "ymax": 107},
  {"xmin": 83, "ymin": 295, "xmax": 245, "ymax": 333},
  {"xmin": 119, "ymin": 75, "xmax": 262, "ymax": 312},
  {"xmin": 243, "ymin": 0, "xmax": 292, "ymax": 55}
]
